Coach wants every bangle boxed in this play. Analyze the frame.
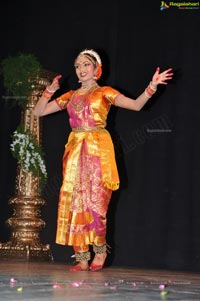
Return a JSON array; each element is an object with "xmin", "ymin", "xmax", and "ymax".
[
  {"xmin": 150, "ymin": 81, "xmax": 157, "ymax": 91},
  {"xmin": 46, "ymin": 87, "xmax": 56, "ymax": 94},
  {"xmin": 145, "ymin": 84, "xmax": 157, "ymax": 97},
  {"xmin": 41, "ymin": 86, "xmax": 56, "ymax": 99},
  {"xmin": 42, "ymin": 91, "xmax": 53, "ymax": 99},
  {"xmin": 144, "ymin": 89, "xmax": 152, "ymax": 98}
]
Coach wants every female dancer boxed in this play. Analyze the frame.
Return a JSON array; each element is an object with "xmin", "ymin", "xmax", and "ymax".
[{"xmin": 34, "ymin": 49, "xmax": 173, "ymax": 271}]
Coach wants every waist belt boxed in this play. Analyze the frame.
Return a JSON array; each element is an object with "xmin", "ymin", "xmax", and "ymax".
[{"xmin": 72, "ymin": 126, "xmax": 105, "ymax": 132}]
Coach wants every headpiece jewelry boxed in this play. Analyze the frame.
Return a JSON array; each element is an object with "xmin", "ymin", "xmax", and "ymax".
[{"xmin": 79, "ymin": 49, "xmax": 102, "ymax": 65}]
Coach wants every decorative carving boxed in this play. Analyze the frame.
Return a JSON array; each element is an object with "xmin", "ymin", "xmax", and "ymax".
[{"xmin": 0, "ymin": 71, "xmax": 55, "ymax": 261}]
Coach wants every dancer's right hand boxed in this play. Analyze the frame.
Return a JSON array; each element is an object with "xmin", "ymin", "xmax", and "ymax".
[{"xmin": 48, "ymin": 75, "xmax": 62, "ymax": 92}]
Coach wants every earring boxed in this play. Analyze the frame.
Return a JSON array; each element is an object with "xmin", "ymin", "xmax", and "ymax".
[
  {"xmin": 93, "ymin": 75, "xmax": 97, "ymax": 80},
  {"xmin": 78, "ymin": 80, "xmax": 82, "ymax": 83}
]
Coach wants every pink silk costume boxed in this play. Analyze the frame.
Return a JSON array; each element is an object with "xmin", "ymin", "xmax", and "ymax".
[{"xmin": 55, "ymin": 85, "xmax": 120, "ymax": 252}]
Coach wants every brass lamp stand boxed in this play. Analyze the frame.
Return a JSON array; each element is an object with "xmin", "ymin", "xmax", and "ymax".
[{"xmin": 0, "ymin": 72, "xmax": 54, "ymax": 261}]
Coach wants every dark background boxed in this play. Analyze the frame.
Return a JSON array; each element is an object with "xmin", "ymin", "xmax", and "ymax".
[{"xmin": 0, "ymin": 0, "xmax": 200, "ymax": 271}]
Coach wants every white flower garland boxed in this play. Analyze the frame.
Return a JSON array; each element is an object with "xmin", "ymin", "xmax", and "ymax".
[{"xmin": 10, "ymin": 126, "xmax": 47, "ymax": 185}]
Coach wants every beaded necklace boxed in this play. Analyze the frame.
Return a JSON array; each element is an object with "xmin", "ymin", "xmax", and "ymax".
[{"xmin": 70, "ymin": 83, "xmax": 99, "ymax": 113}]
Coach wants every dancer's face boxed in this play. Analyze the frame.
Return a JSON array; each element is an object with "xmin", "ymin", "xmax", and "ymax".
[{"xmin": 74, "ymin": 55, "xmax": 97, "ymax": 82}]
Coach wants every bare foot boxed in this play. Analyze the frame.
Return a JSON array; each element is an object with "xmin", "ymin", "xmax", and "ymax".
[
  {"xmin": 92, "ymin": 253, "xmax": 107, "ymax": 265},
  {"xmin": 89, "ymin": 253, "xmax": 107, "ymax": 271}
]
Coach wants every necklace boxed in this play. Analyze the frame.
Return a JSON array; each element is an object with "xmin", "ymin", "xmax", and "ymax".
[
  {"xmin": 81, "ymin": 84, "xmax": 88, "ymax": 89},
  {"xmin": 70, "ymin": 83, "xmax": 99, "ymax": 113}
]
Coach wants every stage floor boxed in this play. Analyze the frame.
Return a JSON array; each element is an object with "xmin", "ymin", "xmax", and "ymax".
[{"xmin": 0, "ymin": 261, "xmax": 199, "ymax": 300}]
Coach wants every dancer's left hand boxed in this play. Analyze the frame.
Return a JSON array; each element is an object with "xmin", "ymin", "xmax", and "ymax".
[{"xmin": 152, "ymin": 67, "xmax": 173, "ymax": 86}]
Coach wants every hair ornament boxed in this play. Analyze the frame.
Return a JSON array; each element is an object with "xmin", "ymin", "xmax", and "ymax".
[{"xmin": 79, "ymin": 49, "xmax": 102, "ymax": 65}]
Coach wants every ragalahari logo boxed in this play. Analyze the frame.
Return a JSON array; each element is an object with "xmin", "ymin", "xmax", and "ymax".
[
  {"xmin": 160, "ymin": 1, "xmax": 170, "ymax": 10},
  {"xmin": 160, "ymin": 1, "xmax": 200, "ymax": 10}
]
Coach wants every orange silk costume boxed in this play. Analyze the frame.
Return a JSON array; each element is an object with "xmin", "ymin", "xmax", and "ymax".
[{"xmin": 55, "ymin": 85, "xmax": 120, "ymax": 251}]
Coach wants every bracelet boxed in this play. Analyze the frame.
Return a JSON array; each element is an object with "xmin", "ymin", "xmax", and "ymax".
[
  {"xmin": 144, "ymin": 89, "xmax": 152, "ymax": 98},
  {"xmin": 46, "ymin": 87, "xmax": 56, "ymax": 94},
  {"xmin": 41, "ymin": 91, "xmax": 53, "ymax": 99},
  {"xmin": 149, "ymin": 81, "xmax": 157, "ymax": 91},
  {"xmin": 145, "ymin": 83, "xmax": 157, "ymax": 97},
  {"xmin": 41, "ymin": 86, "xmax": 56, "ymax": 99}
]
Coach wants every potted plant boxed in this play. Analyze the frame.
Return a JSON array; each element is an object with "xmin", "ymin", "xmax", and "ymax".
[
  {"xmin": 1, "ymin": 52, "xmax": 48, "ymax": 187},
  {"xmin": 1, "ymin": 53, "xmax": 42, "ymax": 108}
]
